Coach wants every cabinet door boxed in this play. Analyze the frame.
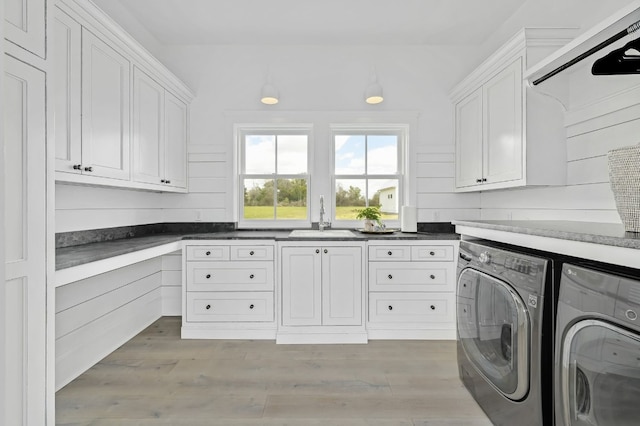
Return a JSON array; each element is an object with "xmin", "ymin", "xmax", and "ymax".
[
  {"xmin": 132, "ymin": 67, "xmax": 164, "ymax": 185},
  {"xmin": 4, "ymin": 0, "xmax": 45, "ymax": 58},
  {"xmin": 281, "ymin": 247, "xmax": 322, "ymax": 326},
  {"xmin": 53, "ymin": 7, "xmax": 82, "ymax": 174},
  {"xmin": 483, "ymin": 58, "xmax": 523, "ymax": 185},
  {"xmin": 455, "ymin": 87, "xmax": 483, "ymax": 188},
  {"xmin": 164, "ymin": 91, "xmax": 188, "ymax": 189},
  {"xmin": 81, "ymin": 28, "xmax": 131, "ymax": 180},
  {"xmin": 322, "ymin": 247, "xmax": 362, "ymax": 326},
  {"xmin": 4, "ymin": 54, "xmax": 47, "ymax": 425}
]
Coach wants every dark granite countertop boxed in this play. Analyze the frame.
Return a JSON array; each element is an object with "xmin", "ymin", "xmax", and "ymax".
[
  {"xmin": 452, "ymin": 220, "xmax": 640, "ymax": 250},
  {"xmin": 56, "ymin": 230, "xmax": 459, "ymax": 271}
]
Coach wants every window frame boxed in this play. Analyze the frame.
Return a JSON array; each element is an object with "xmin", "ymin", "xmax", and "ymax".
[
  {"xmin": 330, "ymin": 124, "xmax": 406, "ymax": 229},
  {"xmin": 237, "ymin": 124, "xmax": 312, "ymax": 229}
]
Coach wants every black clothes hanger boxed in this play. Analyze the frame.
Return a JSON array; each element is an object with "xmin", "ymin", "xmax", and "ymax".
[{"xmin": 592, "ymin": 37, "xmax": 640, "ymax": 75}]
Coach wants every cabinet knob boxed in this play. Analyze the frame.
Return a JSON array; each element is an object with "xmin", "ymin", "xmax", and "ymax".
[
  {"xmin": 430, "ymin": 274, "xmax": 436, "ymax": 280},
  {"xmin": 476, "ymin": 178, "xmax": 482, "ymax": 183},
  {"xmin": 161, "ymin": 179, "xmax": 166, "ymax": 183},
  {"xmin": 206, "ymin": 251, "xmax": 211, "ymax": 256},
  {"xmin": 482, "ymin": 178, "xmax": 487, "ymax": 182},
  {"xmin": 388, "ymin": 274, "xmax": 393, "ymax": 280},
  {"xmin": 249, "ymin": 251, "xmax": 254, "ymax": 255},
  {"xmin": 205, "ymin": 304, "xmax": 211, "ymax": 310},
  {"xmin": 249, "ymin": 274, "xmax": 254, "ymax": 279},
  {"xmin": 206, "ymin": 274, "xmax": 211, "ymax": 279},
  {"xmin": 249, "ymin": 304, "xmax": 254, "ymax": 309},
  {"xmin": 388, "ymin": 305, "xmax": 393, "ymax": 311},
  {"xmin": 72, "ymin": 164, "xmax": 82, "ymax": 170},
  {"xmin": 430, "ymin": 305, "xmax": 436, "ymax": 310},
  {"xmin": 84, "ymin": 166, "xmax": 93, "ymax": 172},
  {"xmin": 388, "ymin": 251, "xmax": 392, "ymax": 256},
  {"xmin": 166, "ymin": 180, "xmax": 171, "ymax": 184},
  {"xmin": 316, "ymin": 249, "xmax": 320, "ymax": 254},
  {"xmin": 324, "ymin": 249, "xmax": 328, "ymax": 254},
  {"xmin": 429, "ymin": 251, "xmax": 435, "ymax": 256}
]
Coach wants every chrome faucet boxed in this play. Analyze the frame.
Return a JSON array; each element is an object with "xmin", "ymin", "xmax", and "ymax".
[{"xmin": 319, "ymin": 195, "xmax": 331, "ymax": 231}]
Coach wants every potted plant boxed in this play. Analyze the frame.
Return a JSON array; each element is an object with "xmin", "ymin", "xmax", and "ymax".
[{"xmin": 354, "ymin": 206, "xmax": 382, "ymax": 231}]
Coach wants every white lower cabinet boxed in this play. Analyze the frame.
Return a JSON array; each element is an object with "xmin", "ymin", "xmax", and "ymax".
[
  {"xmin": 278, "ymin": 243, "xmax": 366, "ymax": 344},
  {"xmin": 182, "ymin": 241, "xmax": 276, "ymax": 339},
  {"xmin": 367, "ymin": 241, "xmax": 458, "ymax": 340}
]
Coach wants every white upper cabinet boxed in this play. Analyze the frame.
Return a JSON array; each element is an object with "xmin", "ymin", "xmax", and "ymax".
[
  {"xmin": 53, "ymin": 1, "xmax": 193, "ymax": 192},
  {"xmin": 4, "ymin": 0, "xmax": 45, "ymax": 58},
  {"xmin": 82, "ymin": 28, "xmax": 131, "ymax": 181},
  {"xmin": 451, "ymin": 28, "xmax": 577, "ymax": 192}
]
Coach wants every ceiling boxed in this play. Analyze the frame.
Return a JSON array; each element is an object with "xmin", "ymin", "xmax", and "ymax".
[{"xmin": 93, "ymin": 0, "xmax": 530, "ymax": 46}]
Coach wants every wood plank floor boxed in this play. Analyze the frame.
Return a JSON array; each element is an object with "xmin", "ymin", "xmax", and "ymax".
[{"xmin": 56, "ymin": 317, "xmax": 492, "ymax": 425}]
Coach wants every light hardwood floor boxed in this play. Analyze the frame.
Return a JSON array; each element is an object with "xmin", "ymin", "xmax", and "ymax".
[{"xmin": 56, "ymin": 317, "xmax": 492, "ymax": 425}]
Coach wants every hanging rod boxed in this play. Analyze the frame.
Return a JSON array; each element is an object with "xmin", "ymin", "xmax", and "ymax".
[{"xmin": 532, "ymin": 19, "xmax": 640, "ymax": 85}]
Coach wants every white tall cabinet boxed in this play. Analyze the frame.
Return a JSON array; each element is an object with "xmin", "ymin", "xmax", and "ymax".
[
  {"xmin": 4, "ymin": 54, "xmax": 47, "ymax": 426},
  {"xmin": 4, "ymin": 0, "xmax": 45, "ymax": 58}
]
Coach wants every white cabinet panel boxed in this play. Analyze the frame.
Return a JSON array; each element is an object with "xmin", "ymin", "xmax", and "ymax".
[
  {"xmin": 4, "ymin": 54, "xmax": 47, "ymax": 426},
  {"xmin": 186, "ymin": 245, "xmax": 230, "ymax": 261},
  {"xmin": 230, "ymin": 245, "xmax": 274, "ymax": 261},
  {"xmin": 369, "ymin": 262, "xmax": 453, "ymax": 292},
  {"xmin": 455, "ymin": 88, "xmax": 483, "ymax": 189},
  {"xmin": 186, "ymin": 261, "xmax": 274, "ymax": 292},
  {"xmin": 81, "ymin": 28, "xmax": 131, "ymax": 180},
  {"xmin": 369, "ymin": 293, "xmax": 455, "ymax": 324},
  {"xmin": 132, "ymin": 67, "xmax": 164, "ymax": 185},
  {"xmin": 164, "ymin": 91, "xmax": 188, "ymax": 189},
  {"xmin": 368, "ymin": 245, "xmax": 411, "ymax": 261},
  {"xmin": 186, "ymin": 292, "xmax": 274, "ymax": 322},
  {"xmin": 53, "ymin": 7, "xmax": 82, "ymax": 174},
  {"xmin": 281, "ymin": 247, "xmax": 322, "ymax": 326},
  {"xmin": 322, "ymin": 247, "xmax": 362, "ymax": 326},
  {"xmin": 5, "ymin": 0, "xmax": 45, "ymax": 58},
  {"xmin": 411, "ymin": 245, "xmax": 454, "ymax": 261}
]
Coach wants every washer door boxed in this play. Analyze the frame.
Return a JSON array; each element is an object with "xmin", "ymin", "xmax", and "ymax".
[
  {"xmin": 457, "ymin": 268, "xmax": 530, "ymax": 400},
  {"xmin": 560, "ymin": 319, "xmax": 640, "ymax": 426}
]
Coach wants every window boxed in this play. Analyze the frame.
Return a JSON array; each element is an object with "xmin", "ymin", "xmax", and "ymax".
[
  {"xmin": 333, "ymin": 129, "xmax": 403, "ymax": 224},
  {"xmin": 238, "ymin": 128, "xmax": 309, "ymax": 227}
]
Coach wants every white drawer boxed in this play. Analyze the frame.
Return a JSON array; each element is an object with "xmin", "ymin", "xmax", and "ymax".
[
  {"xmin": 186, "ymin": 261, "xmax": 274, "ymax": 292},
  {"xmin": 186, "ymin": 292, "xmax": 274, "ymax": 322},
  {"xmin": 411, "ymin": 245, "xmax": 454, "ymax": 261},
  {"xmin": 186, "ymin": 245, "xmax": 230, "ymax": 261},
  {"xmin": 368, "ymin": 246, "xmax": 411, "ymax": 261},
  {"xmin": 230, "ymin": 245, "xmax": 274, "ymax": 261},
  {"xmin": 369, "ymin": 292, "xmax": 455, "ymax": 324},
  {"xmin": 369, "ymin": 262, "xmax": 454, "ymax": 292}
]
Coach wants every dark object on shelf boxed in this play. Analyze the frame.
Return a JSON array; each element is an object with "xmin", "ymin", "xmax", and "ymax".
[{"xmin": 592, "ymin": 37, "xmax": 640, "ymax": 74}]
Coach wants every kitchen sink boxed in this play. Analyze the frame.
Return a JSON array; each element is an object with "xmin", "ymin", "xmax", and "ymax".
[{"xmin": 288, "ymin": 230, "xmax": 355, "ymax": 238}]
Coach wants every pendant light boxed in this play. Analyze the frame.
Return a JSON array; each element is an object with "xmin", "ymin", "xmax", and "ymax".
[
  {"xmin": 365, "ymin": 67, "xmax": 383, "ymax": 104},
  {"xmin": 261, "ymin": 71, "xmax": 279, "ymax": 105}
]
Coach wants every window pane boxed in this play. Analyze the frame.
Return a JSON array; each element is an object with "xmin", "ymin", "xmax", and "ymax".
[
  {"xmin": 245, "ymin": 135, "xmax": 275, "ymax": 174},
  {"xmin": 335, "ymin": 179, "xmax": 366, "ymax": 220},
  {"xmin": 276, "ymin": 178, "xmax": 307, "ymax": 220},
  {"xmin": 367, "ymin": 135, "xmax": 398, "ymax": 174},
  {"xmin": 368, "ymin": 179, "xmax": 399, "ymax": 220},
  {"xmin": 243, "ymin": 179, "xmax": 274, "ymax": 219},
  {"xmin": 335, "ymin": 135, "xmax": 365, "ymax": 175},
  {"xmin": 278, "ymin": 135, "xmax": 308, "ymax": 174}
]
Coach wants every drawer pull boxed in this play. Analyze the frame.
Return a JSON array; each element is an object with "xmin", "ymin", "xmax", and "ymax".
[
  {"xmin": 249, "ymin": 274, "xmax": 255, "ymax": 279},
  {"xmin": 206, "ymin": 274, "xmax": 211, "ymax": 279},
  {"xmin": 388, "ymin": 274, "xmax": 393, "ymax": 279},
  {"xmin": 324, "ymin": 249, "xmax": 328, "ymax": 254},
  {"xmin": 430, "ymin": 251, "xmax": 435, "ymax": 256},
  {"xmin": 205, "ymin": 304, "xmax": 211, "ymax": 310},
  {"xmin": 388, "ymin": 305, "xmax": 393, "ymax": 311},
  {"xmin": 205, "ymin": 251, "xmax": 211, "ymax": 256},
  {"xmin": 249, "ymin": 304, "xmax": 255, "ymax": 309},
  {"xmin": 429, "ymin": 274, "xmax": 436, "ymax": 280},
  {"xmin": 388, "ymin": 251, "xmax": 393, "ymax": 256},
  {"xmin": 430, "ymin": 305, "xmax": 436, "ymax": 310},
  {"xmin": 250, "ymin": 250, "xmax": 255, "ymax": 256}
]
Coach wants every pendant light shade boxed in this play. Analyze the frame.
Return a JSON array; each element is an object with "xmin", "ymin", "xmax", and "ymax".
[
  {"xmin": 261, "ymin": 82, "xmax": 279, "ymax": 105},
  {"xmin": 365, "ymin": 67, "xmax": 384, "ymax": 104}
]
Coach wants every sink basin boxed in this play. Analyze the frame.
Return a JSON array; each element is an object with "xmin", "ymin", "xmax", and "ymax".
[{"xmin": 288, "ymin": 230, "xmax": 355, "ymax": 238}]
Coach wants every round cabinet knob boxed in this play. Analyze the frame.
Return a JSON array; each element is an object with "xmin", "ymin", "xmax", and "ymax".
[
  {"xmin": 206, "ymin": 274, "xmax": 211, "ymax": 279},
  {"xmin": 166, "ymin": 180, "xmax": 171, "ymax": 184},
  {"xmin": 161, "ymin": 179, "xmax": 166, "ymax": 183},
  {"xmin": 73, "ymin": 164, "xmax": 82, "ymax": 170},
  {"xmin": 476, "ymin": 178, "xmax": 482, "ymax": 183},
  {"xmin": 316, "ymin": 249, "xmax": 320, "ymax": 254},
  {"xmin": 463, "ymin": 283, "xmax": 467, "ymax": 288},
  {"xmin": 84, "ymin": 166, "xmax": 93, "ymax": 172},
  {"xmin": 205, "ymin": 304, "xmax": 211, "ymax": 310},
  {"xmin": 429, "ymin": 251, "xmax": 435, "ymax": 256},
  {"xmin": 388, "ymin": 274, "xmax": 393, "ymax": 279},
  {"xmin": 430, "ymin": 274, "xmax": 436, "ymax": 280},
  {"xmin": 249, "ymin": 304, "xmax": 255, "ymax": 310},
  {"xmin": 249, "ymin": 274, "xmax": 254, "ymax": 279},
  {"xmin": 249, "ymin": 251, "xmax": 254, "ymax": 256},
  {"xmin": 482, "ymin": 178, "xmax": 487, "ymax": 182},
  {"xmin": 206, "ymin": 251, "xmax": 211, "ymax": 256},
  {"xmin": 388, "ymin": 305, "xmax": 393, "ymax": 311},
  {"xmin": 388, "ymin": 251, "xmax": 393, "ymax": 256},
  {"xmin": 324, "ymin": 249, "xmax": 328, "ymax": 254},
  {"xmin": 430, "ymin": 305, "xmax": 436, "ymax": 310}
]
